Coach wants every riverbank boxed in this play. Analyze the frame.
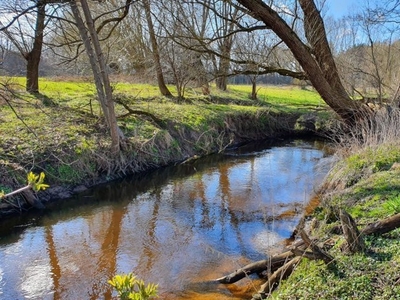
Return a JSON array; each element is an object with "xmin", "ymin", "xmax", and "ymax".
[
  {"xmin": 266, "ymin": 111, "xmax": 400, "ymax": 299},
  {"xmin": 0, "ymin": 78, "xmax": 330, "ymax": 216}
]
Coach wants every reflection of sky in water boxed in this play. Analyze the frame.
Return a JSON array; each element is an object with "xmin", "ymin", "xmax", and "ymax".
[{"xmin": 0, "ymin": 140, "xmax": 331, "ymax": 299}]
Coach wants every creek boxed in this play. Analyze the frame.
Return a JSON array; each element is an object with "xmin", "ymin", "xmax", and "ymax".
[{"xmin": 0, "ymin": 138, "xmax": 333, "ymax": 299}]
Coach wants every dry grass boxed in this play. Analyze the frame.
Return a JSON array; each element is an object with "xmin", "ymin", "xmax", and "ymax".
[{"xmin": 334, "ymin": 106, "xmax": 400, "ymax": 154}]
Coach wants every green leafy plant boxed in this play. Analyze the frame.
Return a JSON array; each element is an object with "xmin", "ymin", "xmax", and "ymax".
[
  {"xmin": 108, "ymin": 273, "xmax": 158, "ymax": 300},
  {"xmin": 0, "ymin": 172, "xmax": 49, "ymax": 200},
  {"xmin": 27, "ymin": 171, "xmax": 50, "ymax": 191}
]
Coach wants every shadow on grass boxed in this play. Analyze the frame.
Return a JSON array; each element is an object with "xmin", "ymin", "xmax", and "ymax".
[{"xmin": 31, "ymin": 92, "xmax": 57, "ymax": 106}]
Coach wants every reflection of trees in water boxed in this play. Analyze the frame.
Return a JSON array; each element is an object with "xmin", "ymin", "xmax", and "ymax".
[
  {"xmin": 91, "ymin": 207, "xmax": 126, "ymax": 299},
  {"xmin": 42, "ymin": 183, "xmax": 129, "ymax": 299},
  {"xmin": 45, "ymin": 226, "xmax": 61, "ymax": 300},
  {"xmin": 2, "ymin": 141, "xmax": 329, "ymax": 299}
]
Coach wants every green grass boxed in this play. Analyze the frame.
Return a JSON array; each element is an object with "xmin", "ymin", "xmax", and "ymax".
[
  {"xmin": 229, "ymin": 84, "xmax": 325, "ymax": 111},
  {"xmin": 275, "ymin": 231, "xmax": 400, "ymax": 300},
  {"xmin": 3, "ymin": 77, "xmax": 400, "ymax": 298}
]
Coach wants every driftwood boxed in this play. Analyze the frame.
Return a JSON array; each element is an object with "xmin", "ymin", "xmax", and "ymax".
[
  {"xmin": 216, "ymin": 240, "xmax": 305, "ymax": 284},
  {"xmin": 291, "ymin": 230, "xmax": 334, "ymax": 264},
  {"xmin": 216, "ymin": 211, "xmax": 400, "ymax": 299},
  {"xmin": 216, "ymin": 251, "xmax": 294, "ymax": 284},
  {"xmin": 251, "ymin": 256, "xmax": 302, "ymax": 300},
  {"xmin": 362, "ymin": 212, "xmax": 400, "ymax": 235},
  {"xmin": 340, "ymin": 209, "xmax": 365, "ymax": 253}
]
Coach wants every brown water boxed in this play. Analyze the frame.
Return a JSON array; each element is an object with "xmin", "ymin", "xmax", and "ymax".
[{"xmin": 0, "ymin": 139, "xmax": 332, "ymax": 299}]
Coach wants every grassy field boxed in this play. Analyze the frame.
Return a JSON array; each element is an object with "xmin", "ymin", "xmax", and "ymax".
[{"xmin": 34, "ymin": 77, "xmax": 325, "ymax": 112}]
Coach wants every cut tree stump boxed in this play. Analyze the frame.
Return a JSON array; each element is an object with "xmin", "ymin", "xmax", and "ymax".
[{"xmin": 340, "ymin": 209, "xmax": 365, "ymax": 253}]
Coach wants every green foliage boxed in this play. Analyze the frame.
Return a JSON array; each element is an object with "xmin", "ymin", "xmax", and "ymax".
[
  {"xmin": 0, "ymin": 77, "xmax": 329, "ymax": 189},
  {"xmin": 27, "ymin": 171, "xmax": 49, "ymax": 191},
  {"xmin": 229, "ymin": 84, "xmax": 324, "ymax": 111},
  {"xmin": 343, "ymin": 144, "xmax": 400, "ymax": 186},
  {"xmin": 47, "ymin": 164, "xmax": 86, "ymax": 184},
  {"xmin": 382, "ymin": 194, "xmax": 400, "ymax": 215},
  {"xmin": 0, "ymin": 172, "xmax": 49, "ymax": 201},
  {"xmin": 108, "ymin": 273, "xmax": 158, "ymax": 300}
]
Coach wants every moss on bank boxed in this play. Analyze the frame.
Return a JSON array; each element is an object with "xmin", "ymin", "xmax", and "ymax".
[{"xmin": 0, "ymin": 79, "xmax": 329, "ymax": 215}]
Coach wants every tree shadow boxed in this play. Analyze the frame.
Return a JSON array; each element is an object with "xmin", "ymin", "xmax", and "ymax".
[{"xmin": 31, "ymin": 92, "xmax": 57, "ymax": 106}]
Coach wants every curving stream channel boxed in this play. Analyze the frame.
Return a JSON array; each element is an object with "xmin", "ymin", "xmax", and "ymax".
[{"xmin": 0, "ymin": 139, "xmax": 333, "ymax": 300}]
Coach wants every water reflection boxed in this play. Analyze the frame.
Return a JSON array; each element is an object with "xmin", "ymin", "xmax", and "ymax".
[{"xmin": 0, "ymin": 139, "xmax": 331, "ymax": 299}]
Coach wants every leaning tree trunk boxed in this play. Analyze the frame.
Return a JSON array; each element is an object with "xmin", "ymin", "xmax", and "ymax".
[
  {"xmin": 25, "ymin": 2, "xmax": 46, "ymax": 94},
  {"xmin": 236, "ymin": 0, "xmax": 369, "ymax": 124},
  {"xmin": 70, "ymin": 0, "xmax": 122, "ymax": 155},
  {"xmin": 143, "ymin": 0, "xmax": 172, "ymax": 97}
]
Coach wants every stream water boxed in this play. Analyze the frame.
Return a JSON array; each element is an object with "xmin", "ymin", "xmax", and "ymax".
[{"xmin": 0, "ymin": 138, "xmax": 332, "ymax": 300}]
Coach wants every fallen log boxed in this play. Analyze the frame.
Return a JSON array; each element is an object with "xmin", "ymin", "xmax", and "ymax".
[
  {"xmin": 362, "ymin": 212, "xmax": 400, "ymax": 235},
  {"xmin": 251, "ymin": 256, "xmax": 302, "ymax": 300},
  {"xmin": 216, "ymin": 251, "xmax": 294, "ymax": 284}
]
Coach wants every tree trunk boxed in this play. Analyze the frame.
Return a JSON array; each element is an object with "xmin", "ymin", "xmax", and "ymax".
[
  {"xmin": 251, "ymin": 78, "xmax": 257, "ymax": 100},
  {"xmin": 216, "ymin": 25, "xmax": 235, "ymax": 90},
  {"xmin": 143, "ymin": 0, "xmax": 172, "ymax": 97},
  {"xmin": 236, "ymin": 0, "xmax": 368, "ymax": 123},
  {"xmin": 193, "ymin": 54, "xmax": 210, "ymax": 95},
  {"xmin": 216, "ymin": 72, "xmax": 228, "ymax": 91},
  {"xmin": 26, "ymin": 2, "xmax": 45, "ymax": 93},
  {"xmin": 70, "ymin": 0, "xmax": 122, "ymax": 155},
  {"xmin": 80, "ymin": 0, "xmax": 121, "ymax": 155},
  {"xmin": 214, "ymin": 4, "xmax": 237, "ymax": 91}
]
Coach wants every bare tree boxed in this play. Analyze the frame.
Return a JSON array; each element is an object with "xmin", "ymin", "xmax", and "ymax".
[
  {"xmin": 232, "ymin": 29, "xmax": 293, "ymax": 99},
  {"xmin": 105, "ymin": 4, "xmax": 152, "ymax": 78},
  {"xmin": 69, "ymin": 0, "xmax": 123, "ymax": 155},
  {"xmin": 142, "ymin": 0, "xmax": 172, "ymax": 97},
  {"xmin": 0, "ymin": 0, "xmax": 65, "ymax": 93},
  {"xmin": 222, "ymin": 0, "xmax": 369, "ymax": 123},
  {"xmin": 159, "ymin": 0, "xmax": 212, "ymax": 95}
]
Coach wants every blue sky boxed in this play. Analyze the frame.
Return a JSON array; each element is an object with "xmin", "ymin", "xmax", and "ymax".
[{"xmin": 325, "ymin": 0, "xmax": 360, "ymax": 18}]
